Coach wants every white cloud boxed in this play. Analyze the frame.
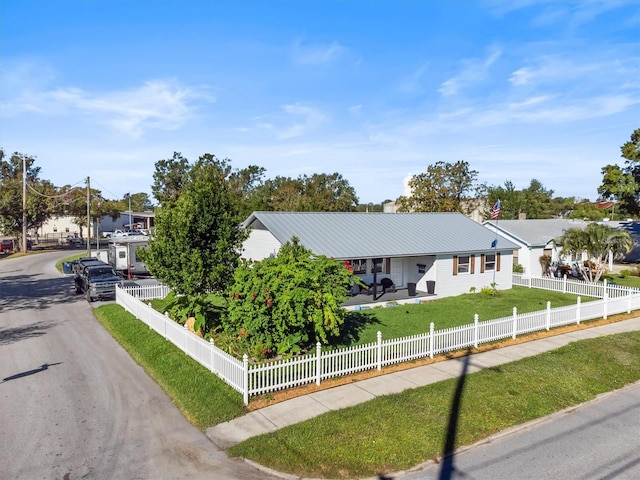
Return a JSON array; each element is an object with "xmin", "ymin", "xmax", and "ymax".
[
  {"xmin": 439, "ymin": 48, "xmax": 502, "ymax": 96},
  {"xmin": 3, "ymin": 73, "xmax": 210, "ymax": 138},
  {"xmin": 292, "ymin": 39, "xmax": 346, "ymax": 65},
  {"xmin": 255, "ymin": 103, "xmax": 328, "ymax": 140}
]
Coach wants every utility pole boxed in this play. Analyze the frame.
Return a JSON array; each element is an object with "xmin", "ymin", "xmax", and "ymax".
[
  {"xmin": 86, "ymin": 176, "xmax": 91, "ymax": 257},
  {"xmin": 22, "ymin": 155, "xmax": 27, "ymax": 254}
]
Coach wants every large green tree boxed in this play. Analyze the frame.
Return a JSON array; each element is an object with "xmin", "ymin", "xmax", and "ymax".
[
  {"xmin": 0, "ymin": 150, "xmax": 57, "ymax": 239},
  {"xmin": 396, "ymin": 160, "xmax": 479, "ymax": 213},
  {"xmin": 556, "ymin": 223, "xmax": 632, "ymax": 282},
  {"xmin": 484, "ymin": 179, "xmax": 556, "ymax": 219},
  {"xmin": 598, "ymin": 128, "xmax": 640, "ymax": 216},
  {"xmin": 257, "ymin": 173, "xmax": 359, "ymax": 212},
  {"xmin": 225, "ymin": 238, "xmax": 354, "ymax": 358},
  {"xmin": 227, "ymin": 165, "xmax": 270, "ymax": 219},
  {"xmin": 151, "ymin": 151, "xmax": 190, "ymax": 207},
  {"xmin": 143, "ymin": 153, "xmax": 248, "ymax": 296}
]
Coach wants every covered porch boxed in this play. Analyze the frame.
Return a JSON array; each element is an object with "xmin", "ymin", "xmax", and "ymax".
[{"xmin": 342, "ymin": 287, "xmax": 435, "ymax": 310}]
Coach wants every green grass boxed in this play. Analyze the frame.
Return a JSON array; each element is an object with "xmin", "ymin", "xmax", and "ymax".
[
  {"xmin": 602, "ymin": 272, "xmax": 640, "ymax": 288},
  {"xmin": 93, "ymin": 304, "xmax": 247, "ymax": 430},
  {"xmin": 229, "ymin": 331, "xmax": 640, "ymax": 479},
  {"xmin": 343, "ymin": 286, "xmax": 596, "ymax": 345}
]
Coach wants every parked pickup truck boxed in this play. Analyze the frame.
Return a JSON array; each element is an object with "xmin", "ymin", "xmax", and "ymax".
[{"xmin": 75, "ymin": 263, "xmax": 122, "ymax": 302}]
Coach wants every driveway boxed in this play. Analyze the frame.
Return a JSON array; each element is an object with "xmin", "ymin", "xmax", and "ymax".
[{"xmin": 0, "ymin": 251, "xmax": 279, "ymax": 480}]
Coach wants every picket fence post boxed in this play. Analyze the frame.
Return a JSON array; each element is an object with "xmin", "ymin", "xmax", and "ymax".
[
  {"xmin": 316, "ymin": 342, "xmax": 322, "ymax": 386},
  {"xmin": 473, "ymin": 314, "xmax": 479, "ymax": 349},
  {"xmin": 576, "ymin": 296, "xmax": 581, "ymax": 325},
  {"xmin": 429, "ymin": 322, "xmax": 434, "ymax": 359},
  {"xmin": 243, "ymin": 354, "xmax": 249, "ymax": 405},
  {"xmin": 546, "ymin": 301, "xmax": 551, "ymax": 331},
  {"xmin": 164, "ymin": 311, "xmax": 169, "ymax": 339},
  {"xmin": 183, "ymin": 323, "xmax": 188, "ymax": 350},
  {"xmin": 209, "ymin": 338, "xmax": 215, "ymax": 373},
  {"xmin": 562, "ymin": 275, "xmax": 567, "ymax": 294},
  {"xmin": 512, "ymin": 307, "xmax": 518, "ymax": 339},
  {"xmin": 603, "ymin": 280, "xmax": 609, "ymax": 320},
  {"xmin": 376, "ymin": 332, "xmax": 382, "ymax": 371}
]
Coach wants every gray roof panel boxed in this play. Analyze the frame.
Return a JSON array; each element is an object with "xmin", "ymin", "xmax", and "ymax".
[
  {"xmin": 484, "ymin": 219, "xmax": 592, "ymax": 247},
  {"xmin": 245, "ymin": 212, "xmax": 519, "ymax": 259}
]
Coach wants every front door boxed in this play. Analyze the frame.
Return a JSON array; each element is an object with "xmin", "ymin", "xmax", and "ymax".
[{"xmin": 390, "ymin": 258, "xmax": 404, "ymax": 287}]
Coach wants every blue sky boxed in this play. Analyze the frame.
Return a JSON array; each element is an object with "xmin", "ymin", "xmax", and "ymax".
[{"xmin": 1, "ymin": 0, "xmax": 639, "ymax": 204}]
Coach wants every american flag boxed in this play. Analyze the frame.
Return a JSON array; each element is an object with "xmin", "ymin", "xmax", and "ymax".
[{"xmin": 491, "ymin": 199, "xmax": 501, "ymax": 220}]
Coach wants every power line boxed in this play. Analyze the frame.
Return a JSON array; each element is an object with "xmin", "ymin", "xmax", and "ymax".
[{"xmin": 25, "ymin": 180, "xmax": 85, "ymax": 199}]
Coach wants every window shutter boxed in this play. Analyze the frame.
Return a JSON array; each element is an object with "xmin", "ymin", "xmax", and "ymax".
[
  {"xmin": 470, "ymin": 255, "xmax": 475, "ymax": 274},
  {"xmin": 497, "ymin": 253, "xmax": 501, "ymax": 271},
  {"xmin": 385, "ymin": 257, "xmax": 391, "ymax": 274},
  {"xmin": 453, "ymin": 256, "xmax": 458, "ymax": 276}
]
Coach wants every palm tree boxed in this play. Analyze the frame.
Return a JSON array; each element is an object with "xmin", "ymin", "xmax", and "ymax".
[{"xmin": 556, "ymin": 223, "xmax": 633, "ymax": 282}]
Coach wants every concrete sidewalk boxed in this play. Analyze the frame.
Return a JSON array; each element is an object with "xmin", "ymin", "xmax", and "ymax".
[{"xmin": 206, "ymin": 317, "xmax": 640, "ymax": 449}]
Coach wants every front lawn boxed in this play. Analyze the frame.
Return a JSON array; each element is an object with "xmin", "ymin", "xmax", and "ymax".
[{"xmin": 341, "ymin": 286, "xmax": 596, "ymax": 345}]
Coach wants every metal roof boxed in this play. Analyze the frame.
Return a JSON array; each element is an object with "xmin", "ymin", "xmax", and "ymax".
[
  {"xmin": 244, "ymin": 212, "xmax": 518, "ymax": 259},
  {"xmin": 483, "ymin": 219, "xmax": 592, "ymax": 247}
]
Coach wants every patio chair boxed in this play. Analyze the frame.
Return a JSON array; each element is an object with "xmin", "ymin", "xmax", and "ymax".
[{"xmin": 380, "ymin": 277, "xmax": 396, "ymax": 293}]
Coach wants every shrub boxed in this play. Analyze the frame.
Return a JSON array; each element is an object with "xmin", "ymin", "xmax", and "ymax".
[
  {"xmin": 512, "ymin": 263, "xmax": 524, "ymax": 273},
  {"xmin": 620, "ymin": 269, "xmax": 631, "ymax": 278},
  {"xmin": 224, "ymin": 238, "xmax": 356, "ymax": 359}
]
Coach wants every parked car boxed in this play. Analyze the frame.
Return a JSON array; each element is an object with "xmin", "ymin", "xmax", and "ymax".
[
  {"xmin": 59, "ymin": 235, "xmax": 83, "ymax": 246},
  {"xmin": 75, "ymin": 264, "xmax": 122, "ymax": 302},
  {"xmin": 0, "ymin": 239, "xmax": 16, "ymax": 253},
  {"xmin": 0, "ymin": 238, "xmax": 31, "ymax": 253}
]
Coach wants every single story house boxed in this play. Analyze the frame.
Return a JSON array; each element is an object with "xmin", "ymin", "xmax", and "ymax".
[
  {"xmin": 241, "ymin": 212, "xmax": 519, "ymax": 298},
  {"xmin": 482, "ymin": 219, "xmax": 595, "ymax": 276}
]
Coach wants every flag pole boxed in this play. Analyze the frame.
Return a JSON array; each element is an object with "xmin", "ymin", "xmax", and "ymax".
[{"xmin": 491, "ymin": 199, "xmax": 501, "ymax": 285}]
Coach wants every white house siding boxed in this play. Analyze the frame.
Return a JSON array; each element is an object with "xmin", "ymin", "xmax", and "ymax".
[
  {"xmin": 36, "ymin": 216, "xmax": 89, "ymax": 239},
  {"xmin": 410, "ymin": 256, "xmax": 436, "ymax": 292},
  {"xmin": 434, "ymin": 253, "xmax": 513, "ymax": 297},
  {"xmin": 241, "ymin": 229, "xmax": 282, "ymax": 261}
]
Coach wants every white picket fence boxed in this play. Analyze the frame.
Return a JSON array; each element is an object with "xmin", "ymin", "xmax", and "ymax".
[
  {"xmin": 117, "ymin": 275, "xmax": 640, "ymax": 405},
  {"xmin": 512, "ymin": 273, "xmax": 640, "ymax": 299}
]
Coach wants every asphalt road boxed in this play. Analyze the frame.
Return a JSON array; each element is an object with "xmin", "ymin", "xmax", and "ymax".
[
  {"xmin": 0, "ymin": 251, "xmax": 279, "ymax": 480},
  {"xmin": 397, "ymin": 380, "xmax": 640, "ymax": 480}
]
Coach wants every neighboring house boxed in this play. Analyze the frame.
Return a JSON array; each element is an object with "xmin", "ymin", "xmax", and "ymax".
[
  {"xmin": 483, "ymin": 219, "xmax": 595, "ymax": 276},
  {"xmin": 241, "ymin": 212, "xmax": 518, "ymax": 298}
]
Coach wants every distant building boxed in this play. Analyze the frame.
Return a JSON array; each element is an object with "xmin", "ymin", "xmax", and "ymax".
[{"xmin": 34, "ymin": 211, "xmax": 154, "ymax": 240}]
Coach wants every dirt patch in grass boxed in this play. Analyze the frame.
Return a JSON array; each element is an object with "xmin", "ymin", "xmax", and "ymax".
[{"xmin": 248, "ymin": 312, "xmax": 636, "ymax": 410}]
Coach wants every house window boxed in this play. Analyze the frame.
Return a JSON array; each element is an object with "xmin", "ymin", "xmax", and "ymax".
[
  {"xmin": 457, "ymin": 256, "xmax": 470, "ymax": 274},
  {"xmin": 351, "ymin": 259, "xmax": 367, "ymax": 274},
  {"xmin": 484, "ymin": 254, "xmax": 496, "ymax": 271},
  {"xmin": 417, "ymin": 263, "xmax": 426, "ymax": 274},
  {"xmin": 371, "ymin": 258, "xmax": 390, "ymax": 274}
]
